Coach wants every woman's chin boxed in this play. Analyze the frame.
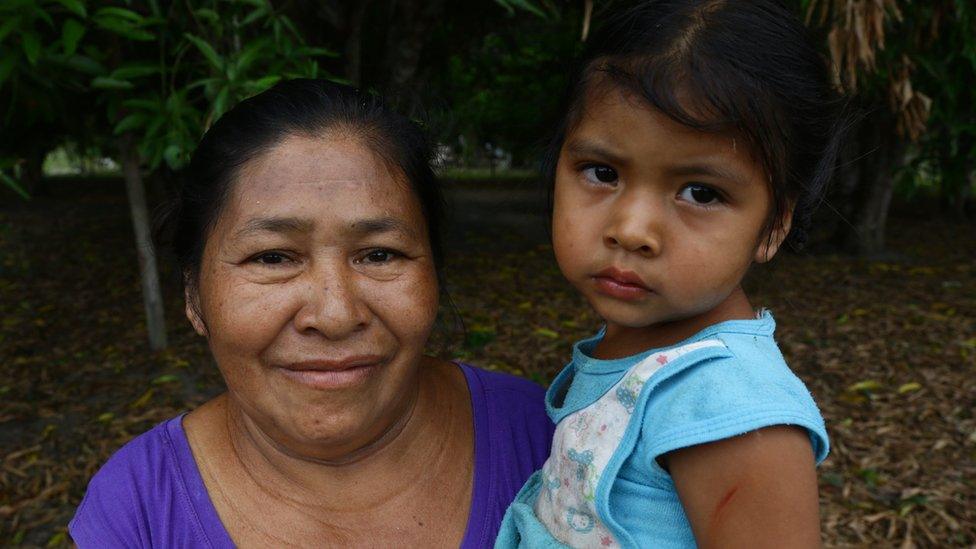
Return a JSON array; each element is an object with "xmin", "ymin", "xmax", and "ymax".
[{"xmin": 259, "ymin": 404, "xmax": 400, "ymax": 460}]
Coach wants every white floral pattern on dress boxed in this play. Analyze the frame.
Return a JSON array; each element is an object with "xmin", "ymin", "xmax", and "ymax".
[{"xmin": 533, "ymin": 339, "xmax": 726, "ymax": 548}]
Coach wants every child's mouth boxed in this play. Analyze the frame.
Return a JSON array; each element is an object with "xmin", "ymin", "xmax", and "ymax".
[{"xmin": 592, "ymin": 268, "xmax": 651, "ymax": 300}]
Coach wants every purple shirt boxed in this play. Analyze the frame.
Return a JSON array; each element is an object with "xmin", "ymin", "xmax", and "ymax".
[{"xmin": 69, "ymin": 363, "xmax": 554, "ymax": 548}]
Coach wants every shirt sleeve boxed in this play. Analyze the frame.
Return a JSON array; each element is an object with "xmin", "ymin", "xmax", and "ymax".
[
  {"xmin": 638, "ymin": 350, "xmax": 829, "ymax": 467},
  {"xmin": 69, "ymin": 452, "xmax": 153, "ymax": 548}
]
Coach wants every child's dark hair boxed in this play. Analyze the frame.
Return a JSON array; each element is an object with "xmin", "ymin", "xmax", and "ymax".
[{"xmin": 542, "ymin": 0, "xmax": 848, "ymax": 249}]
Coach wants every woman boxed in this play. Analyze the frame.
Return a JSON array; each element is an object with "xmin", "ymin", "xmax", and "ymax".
[{"xmin": 69, "ymin": 80, "xmax": 554, "ymax": 547}]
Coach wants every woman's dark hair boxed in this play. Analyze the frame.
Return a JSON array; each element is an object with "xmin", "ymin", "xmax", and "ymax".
[
  {"xmin": 156, "ymin": 78, "xmax": 445, "ymax": 291},
  {"xmin": 543, "ymin": 0, "xmax": 848, "ymax": 249}
]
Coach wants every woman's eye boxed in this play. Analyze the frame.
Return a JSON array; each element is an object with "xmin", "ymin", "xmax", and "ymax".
[
  {"xmin": 582, "ymin": 165, "xmax": 618, "ymax": 185},
  {"xmin": 360, "ymin": 249, "xmax": 400, "ymax": 264},
  {"xmin": 679, "ymin": 184, "xmax": 722, "ymax": 206},
  {"xmin": 253, "ymin": 252, "xmax": 291, "ymax": 265}
]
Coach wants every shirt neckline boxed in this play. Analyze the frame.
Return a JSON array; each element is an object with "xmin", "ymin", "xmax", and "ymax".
[
  {"xmin": 572, "ymin": 309, "xmax": 775, "ymax": 375},
  {"xmin": 171, "ymin": 362, "xmax": 490, "ymax": 548}
]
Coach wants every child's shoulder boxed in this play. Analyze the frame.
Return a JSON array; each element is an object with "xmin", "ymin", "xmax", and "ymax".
[{"xmin": 639, "ymin": 311, "xmax": 829, "ymax": 464}]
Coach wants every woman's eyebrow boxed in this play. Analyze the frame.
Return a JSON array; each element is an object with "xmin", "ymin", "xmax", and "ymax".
[
  {"xmin": 235, "ymin": 216, "xmax": 314, "ymax": 238},
  {"xmin": 350, "ymin": 217, "xmax": 416, "ymax": 238},
  {"xmin": 234, "ymin": 216, "xmax": 416, "ymax": 238}
]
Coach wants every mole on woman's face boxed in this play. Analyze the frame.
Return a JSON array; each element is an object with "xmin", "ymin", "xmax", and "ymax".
[{"xmin": 189, "ymin": 134, "xmax": 440, "ymax": 458}]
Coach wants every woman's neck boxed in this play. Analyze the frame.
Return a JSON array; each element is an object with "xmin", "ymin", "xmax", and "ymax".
[
  {"xmin": 203, "ymin": 359, "xmax": 469, "ymax": 513},
  {"xmin": 595, "ymin": 286, "xmax": 755, "ymax": 360}
]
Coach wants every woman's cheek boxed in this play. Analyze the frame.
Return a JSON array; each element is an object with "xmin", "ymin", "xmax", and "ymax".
[
  {"xmin": 210, "ymin": 276, "xmax": 299, "ymax": 352},
  {"xmin": 383, "ymin": 264, "xmax": 440, "ymax": 343}
]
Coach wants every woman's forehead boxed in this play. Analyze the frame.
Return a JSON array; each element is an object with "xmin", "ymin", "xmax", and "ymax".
[{"xmin": 218, "ymin": 135, "xmax": 422, "ymax": 233}]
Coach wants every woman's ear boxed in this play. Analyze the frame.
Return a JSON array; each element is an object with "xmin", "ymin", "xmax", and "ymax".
[
  {"xmin": 755, "ymin": 206, "xmax": 794, "ymax": 264},
  {"xmin": 184, "ymin": 283, "xmax": 208, "ymax": 337}
]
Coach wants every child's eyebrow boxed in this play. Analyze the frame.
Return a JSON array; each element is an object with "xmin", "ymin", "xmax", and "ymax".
[
  {"xmin": 665, "ymin": 164, "xmax": 751, "ymax": 186},
  {"xmin": 563, "ymin": 140, "xmax": 629, "ymax": 167}
]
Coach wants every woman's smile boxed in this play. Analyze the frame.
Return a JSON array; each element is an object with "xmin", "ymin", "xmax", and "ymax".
[{"xmin": 274, "ymin": 355, "xmax": 387, "ymax": 389}]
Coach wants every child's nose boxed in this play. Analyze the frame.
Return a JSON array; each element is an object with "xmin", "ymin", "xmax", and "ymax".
[{"xmin": 603, "ymin": 202, "xmax": 663, "ymax": 257}]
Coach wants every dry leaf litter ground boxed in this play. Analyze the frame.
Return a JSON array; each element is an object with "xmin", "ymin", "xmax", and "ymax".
[{"xmin": 0, "ymin": 180, "xmax": 973, "ymax": 547}]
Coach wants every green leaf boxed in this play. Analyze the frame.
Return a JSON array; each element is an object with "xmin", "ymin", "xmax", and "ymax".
[
  {"xmin": 91, "ymin": 76, "xmax": 134, "ymax": 90},
  {"xmin": 152, "ymin": 373, "xmax": 179, "ymax": 385},
  {"xmin": 45, "ymin": 531, "xmax": 66, "ymax": 547},
  {"xmin": 0, "ymin": 16, "xmax": 19, "ymax": 43},
  {"xmin": 109, "ymin": 63, "xmax": 158, "ymax": 80},
  {"xmin": 846, "ymin": 380, "xmax": 883, "ymax": 393},
  {"xmin": 211, "ymin": 86, "xmax": 230, "ymax": 119},
  {"xmin": 93, "ymin": 15, "xmax": 154, "ymax": 41},
  {"xmin": 240, "ymin": 5, "xmax": 268, "ymax": 26},
  {"xmin": 0, "ymin": 52, "xmax": 15, "ymax": 87},
  {"xmin": 296, "ymin": 46, "xmax": 338, "ymax": 58},
  {"xmin": 93, "ymin": 6, "xmax": 144, "ymax": 23},
  {"xmin": 234, "ymin": 38, "xmax": 269, "ymax": 74},
  {"xmin": 144, "ymin": 113, "xmax": 165, "ymax": 140},
  {"xmin": 193, "ymin": 8, "xmax": 219, "ymax": 25},
  {"xmin": 61, "ymin": 19, "xmax": 84, "ymax": 55},
  {"xmin": 248, "ymin": 74, "xmax": 280, "ymax": 92},
  {"xmin": 187, "ymin": 77, "xmax": 220, "ymax": 90},
  {"xmin": 897, "ymin": 382, "xmax": 922, "ymax": 394},
  {"xmin": 21, "ymin": 31, "xmax": 41, "ymax": 65},
  {"xmin": 54, "ymin": 0, "xmax": 87, "ymax": 18},
  {"xmin": 533, "ymin": 328, "xmax": 559, "ymax": 339},
  {"xmin": 33, "ymin": 5, "xmax": 55, "ymax": 28},
  {"xmin": 162, "ymin": 144, "xmax": 183, "ymax": 169},
  {"xmin": 113, "ymin": 113, "xmax": 147, "ymax": 135},
  {"xmin": 184, "ymin": 33, "xmax": 223, "ymax": 70},
  {"xmin": 0, "ymin": 171, "xmax": 30, "ymax": 200},
  {"xmin": 494, "ymin": 0, "xmax": 547, "ymax": 18},
  {"xmin": 62, "ymin": 54, "xmax": 104, "ymax": 74}
]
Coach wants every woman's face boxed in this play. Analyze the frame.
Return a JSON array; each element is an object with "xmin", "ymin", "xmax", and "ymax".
[{"xmin": 189, "ymin": 133, "xmax": 439, "ymax": 460}]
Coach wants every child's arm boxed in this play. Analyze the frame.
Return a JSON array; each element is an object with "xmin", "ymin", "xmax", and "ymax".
[{"xmin": 665, "ymin": 425, "xmax": 822, "ymax": 548}]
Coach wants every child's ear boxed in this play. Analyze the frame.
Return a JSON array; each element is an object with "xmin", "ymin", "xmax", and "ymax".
[
  {"xmin": 184, "ymin": 283, "xmax": 209, "ymax": 337},
  {"xmin": 754, "ymin": 206, "xmax": 793, "ymax": 263}
]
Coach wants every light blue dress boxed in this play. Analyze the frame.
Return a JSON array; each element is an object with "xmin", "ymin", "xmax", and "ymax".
[{"xmin": 496, "ymin": 311, "xmax": 829, "ymax": 548}]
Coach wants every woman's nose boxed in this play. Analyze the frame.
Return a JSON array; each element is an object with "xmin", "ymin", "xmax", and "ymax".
[
  {"xmin": 603, "ymin": 194, "xmax": 663, "ymax": 257},
  {"xmin": 293, "ymin": 266, "xmax": 370, "ymax": 339}
]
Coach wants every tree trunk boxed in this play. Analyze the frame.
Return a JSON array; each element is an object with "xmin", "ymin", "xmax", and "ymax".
[
  {"xmin": 844, "ymin": 115, "xmax": 907, "ymax": 256},
  {"xmin": 943, "ymin": 132, "xmax": 973, "ymax": 220},
  {"xmin": 22, "ymin": 149, "xmax": 47, "ymax": 197},
  {"xmin": 120, "ymin": 135, "xmax": 168, "ymax": 350},
  {"xmin": 820, "ymin": 121, "xmax": 864, "ymax": 248},
  {"xmin": 344, "ymin": 0, "xmax": 370, "ymax": 86},
  {"xmin": 383, "ymin": 0, "xmax": 446, "ymax": 113}
]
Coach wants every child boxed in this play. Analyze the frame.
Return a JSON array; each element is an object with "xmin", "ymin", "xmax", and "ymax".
[{"xmin": 496, "ymin": 1, "xmax": 846, "ymax": 547}]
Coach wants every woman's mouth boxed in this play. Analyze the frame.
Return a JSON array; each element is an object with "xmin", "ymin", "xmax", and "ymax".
[
  {"xmin": 276, "ymin": 356, "xmax": 384, "ymax": 389},
  {"xmin": 592, "ymin": 267, "xmax": 652, "ymax": 301}
]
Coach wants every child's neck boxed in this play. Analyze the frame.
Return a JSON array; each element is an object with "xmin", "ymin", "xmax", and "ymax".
[{"xmin": 593, "ymin": 287, "xmax": 755, "ymax": 360}]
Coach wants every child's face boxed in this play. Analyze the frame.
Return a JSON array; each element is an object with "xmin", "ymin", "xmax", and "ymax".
[{"xmin": 552, "ymin": 89, "xmax": 787, "ymax": 339}]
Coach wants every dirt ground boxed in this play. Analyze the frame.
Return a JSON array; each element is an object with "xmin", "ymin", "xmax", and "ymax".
[{"xmin": 1, "ymin": 180, "xmax": 974, "ymax": 547}]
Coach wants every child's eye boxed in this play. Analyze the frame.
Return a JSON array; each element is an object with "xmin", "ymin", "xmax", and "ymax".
[
  {"xmin": 582, "ymin": 164, "xmax": 619, "ymax": 185},
  {"xmin": 678, "ymin": 184, "xmax": 722, "ymax": 206},
  {"xmin": 356, "ymin": 248, "xmax": 402, "ymax": 265}
]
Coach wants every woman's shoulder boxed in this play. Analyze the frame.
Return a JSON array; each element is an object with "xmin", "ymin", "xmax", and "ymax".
[
  {"xmin": 69, "ymin": 416, "xmax": 183, "ymax": 546},
  {"xmin": 457, "ymin": 362, "xmax": 549, "ymax": 410},
  {"xmin": 456, "ymin": 361, "xmax": 554, "ymax": 451},
  {"xmin": 69, "ymin": 414, "xmax": 232, "ymax": 548}
]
